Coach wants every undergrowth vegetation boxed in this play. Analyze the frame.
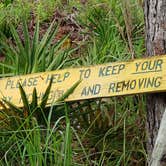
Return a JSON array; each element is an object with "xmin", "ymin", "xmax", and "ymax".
[{"xmin": 0, "ymin": 0, "xmax": 146, "ymax": 165}]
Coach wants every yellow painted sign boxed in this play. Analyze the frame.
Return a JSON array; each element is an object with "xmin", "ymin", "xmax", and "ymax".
[{"xmin": 0, "ymin": 55, "xmax": 166, "ymax": 107}]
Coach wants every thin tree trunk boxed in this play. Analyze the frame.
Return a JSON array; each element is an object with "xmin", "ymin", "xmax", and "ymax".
[
  {"xmin": 150, "ymin": 109, "xmax": 166, "ymax": 166},
  {"xmin": 144, "ymin": 0, "xmax": 166, "ymax": 163}
]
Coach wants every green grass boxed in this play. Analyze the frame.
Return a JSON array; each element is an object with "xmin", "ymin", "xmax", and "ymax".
[
  {"xmin": 0, "ymin": 98, "xmax": 147, "ymax": 165},
  {"xmin": 0, "ymin": 107, "xmax": 72, "ymax": 165},
  {"xmin": 0, "ymin": 0, "xmax": 147, "ymax": 165}
]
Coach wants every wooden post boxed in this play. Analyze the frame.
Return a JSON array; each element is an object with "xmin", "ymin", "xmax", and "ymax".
[{"xmin": 144, "ymin": 0, "xmax": 166, "ymax": 163}]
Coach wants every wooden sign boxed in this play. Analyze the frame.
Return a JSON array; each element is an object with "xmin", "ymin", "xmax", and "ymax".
[{"xmin": 0, "ymin": 55, "xmax": 166, "ymax": 107}]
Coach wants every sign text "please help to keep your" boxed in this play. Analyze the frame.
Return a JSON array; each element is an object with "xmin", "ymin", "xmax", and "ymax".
[{"xmin": 0, "ymin": 55, "xmax": 166, "ymax": 107}]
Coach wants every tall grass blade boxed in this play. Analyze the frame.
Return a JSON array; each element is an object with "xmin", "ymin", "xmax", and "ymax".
[{"xmin": 64, "ymin": 104, "xmax": 71, "ymax": 166}]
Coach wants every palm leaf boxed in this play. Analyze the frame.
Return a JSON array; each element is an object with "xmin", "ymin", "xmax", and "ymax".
[
  {"xmin": 31, "ymin": 87, "xmax": 38, "ymax": 110},
  {"xmin": 10, "ymin": 24, "xmax": 26, "ymax": 61},
  {"xmin": 2, "ymin": 99, "xmax": 23, "ymax": 115},
  {"xmin": 39, "ymin": 76, "xmax": 53, "ymax": 110},
  {"xmin": 22, "ymin": 18, "xmax": 31, "ymax": 73},
  {"xmin": 30, "ymin": 20, "xmax": 39, "ymax": 73},
  {"xmin": 56, "ymin": 80, "xmax": 81, "ymax": 102},
  {"xmin": 18, "ymin": 83, "xmax": 30, "ymax": 117},
  {"xmin": 32, "ymin": 21, "xmax": 56, "ymax": 72}
]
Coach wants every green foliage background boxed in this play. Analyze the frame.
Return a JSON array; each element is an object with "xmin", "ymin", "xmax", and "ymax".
[{"xmin": 0, "ymin": 0, "xmax": 146, "ymax": 165}]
